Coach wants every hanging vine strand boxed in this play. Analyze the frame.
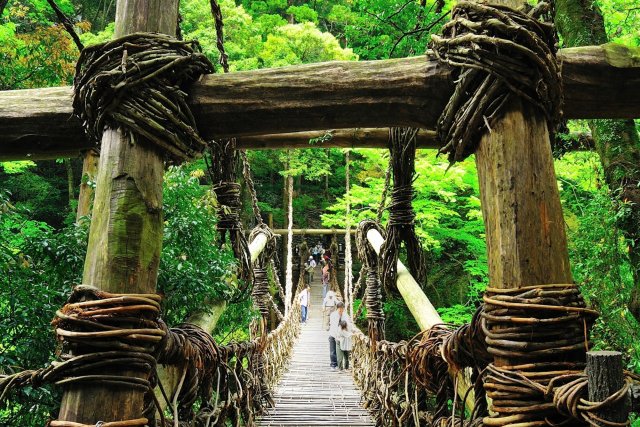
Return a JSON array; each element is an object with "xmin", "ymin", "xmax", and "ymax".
[
  {"xmin": 208, "ymin": 138, "xmax": 253, "ymax": 289},
  {"xmin": 379, "ymin": 127, "xmax": 427, "ymax": 296},
  {"xmin": 344, "ymin": 150, "xmax": 354, "ymax": 316},
  {"xmin": 208, "ymin": 0, "xmax": 230, "ymax": 73}
]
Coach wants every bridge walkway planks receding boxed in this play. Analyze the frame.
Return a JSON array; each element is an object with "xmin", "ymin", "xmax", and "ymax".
[{"xmin": 258, "ymin": 267, "xmax": 375, "ymax": 427}]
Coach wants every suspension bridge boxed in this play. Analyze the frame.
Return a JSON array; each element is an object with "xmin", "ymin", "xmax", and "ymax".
[{"xmin": 1, "ymin": 0, "xmax": 640, "ymax": 424}]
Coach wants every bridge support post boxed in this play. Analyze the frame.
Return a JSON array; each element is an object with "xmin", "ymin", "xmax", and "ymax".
[
  {"xmin": 57, "ymin": 0, "xmax": 179, "ymax": 423},
  {"xmin": 586, "ymin": 351, "xmax": 629, "ymax": 426},
  {"xmin": 471, "ymin": 0, "xmax": 577, "ymax": 421}
]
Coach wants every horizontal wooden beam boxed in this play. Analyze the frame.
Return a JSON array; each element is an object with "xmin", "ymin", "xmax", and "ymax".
[
  {"xmin": 0, "ymin": 44, "xmax": 635, "ymax": 160},
  {"xmin": 238, "ymin": 128, "xmax": 594, "ymax": 151},
  {"xmin": 270, "ymin": 228, "xmax": 355, "ymax": 236}
]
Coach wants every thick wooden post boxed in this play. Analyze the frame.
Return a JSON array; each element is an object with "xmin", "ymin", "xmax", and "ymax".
[
  {"xmin": 58, "ymin": 0, "xmax": 179, "ymax": 423},
  {"xmin": 475, "ymin": 99, "xmax": 572, "ymax": 292},
  {"xmin": 76, "ymin": 149, "xmax": 99, "ymax": 221},
  {"xmin": 586, "ymin": 351, "xmax": 629, "ymax": 426},
  {"xmin": 472, "ymin": 0, "xmax": 575, "ymax": 419}
]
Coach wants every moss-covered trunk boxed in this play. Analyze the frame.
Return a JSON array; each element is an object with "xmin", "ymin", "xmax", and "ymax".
[
  {"xmin": 555, "ymin": 0, "xmax": 640, "ymax": 322},
  {"xmin": 58, "ymin": 0, "xmax": 179, "ymax": 423}
]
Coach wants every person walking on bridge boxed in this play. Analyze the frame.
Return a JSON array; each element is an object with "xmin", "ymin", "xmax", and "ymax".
[
  {"xmin": 328, "ymin": 301, "xmax": 350, "ymax": 370},
  {"xmin": 322, "ymin": 289, "xmax": 337, "ymax": 330},
  {"xmin": 299, "ymin": 284, "xmax": 311, "ymax": 324},
  {"xmin": 305, "ymin": 256, "xmax": 316, "ymax": 284},
  {"xmin": 336, "ymin": 320, "xmax": 353, "ymax": 371}
]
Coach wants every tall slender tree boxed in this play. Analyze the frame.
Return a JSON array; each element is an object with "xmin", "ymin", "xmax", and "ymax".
[{"xmin": 555, "ymin": 0, "xmax": 640, "ymax": 321}]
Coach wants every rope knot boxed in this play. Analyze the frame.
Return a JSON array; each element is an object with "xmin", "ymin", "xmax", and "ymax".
[
  {"xmin": 73, "ymin": 33, "xmax": 214, "ymax": 164},
  {"xmin": 430, "ymin": 1, "xmax": 562, "ymax": 163}
]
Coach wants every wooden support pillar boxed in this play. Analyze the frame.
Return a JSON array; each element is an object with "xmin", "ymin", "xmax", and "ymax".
[
  {"xmin": 76, "ymin": 149, "xmax": 99, "ymax": 221},
  {"xmin": 471, "ymin": 0, "xmax": 576, "ymax": 423},
  {"xmin": 475, "ymin": 98, "xmax": 572, "ymax": 301},
  {"xmin": 58, "ymin": 0, "xmax": 179, "ymax": 423},
  {"xmin": 586, "ymin": 351, "xmax": 629, "ymax": 426}
]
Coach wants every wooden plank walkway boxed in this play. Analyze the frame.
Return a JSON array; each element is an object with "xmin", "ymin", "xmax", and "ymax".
[{"xmin": 258, "ymin": 267, "xmax": 375, "ymax": 426}]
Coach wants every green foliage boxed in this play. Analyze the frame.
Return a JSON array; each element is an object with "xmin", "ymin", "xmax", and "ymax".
[
  {"xmin": 180, "ymin": 0, "xmax": 355, "ymax": 71},
  {"xmin": 557, "ymin": 153, "xmax": 640, "ymax": 370},
  {"xmin": 0, "ymin": 190, "xmax": 86, "ymax": 425},
  {"xmin": 0, "ymin": 2, "xmax": 80, "ymax": 90},
  {"xmin": 287, "ymin": 5, "xmax": 319, "ymax": 23},
  {"xmin": 159, "ymin": 167, "xmax": 236, "ymax": 325},
  {"xmin": 323, "ymin": 149, "xmax": 488, "ymax": 315},
  {"xmin": 597, "ymin": 0, "xmax": 640, "ymax": 46}
]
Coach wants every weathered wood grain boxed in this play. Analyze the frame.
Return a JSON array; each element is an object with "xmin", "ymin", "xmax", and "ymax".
[
  {"xmin": 75, "ymin": 149, "xmax": 98, "ymax": 221},
  {"xmin": 57, "ymin": 0, "xmax": 179, "ymax": 424},
  {"xmin": 472, "ymin": 1, "xmax": 576, "ymax": 425},
  {"xmin": 0, "ymin": 44, "xmax": 637, "ymax": 160}
]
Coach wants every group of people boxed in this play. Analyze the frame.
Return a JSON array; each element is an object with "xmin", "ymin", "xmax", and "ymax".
[
  {"xmin": 298, "ymin": 241, "xmax": 352, "ymax": 371},
  {"xmin": 304, "ymin": 242, "xmax": 333, "ymax": 296},
  {"xmin": 323, "ymin": 290, "xmax": 353, "ymax": 371}
]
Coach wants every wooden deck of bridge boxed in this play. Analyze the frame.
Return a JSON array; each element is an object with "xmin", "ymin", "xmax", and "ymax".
[{"xmin": 258, "ymin": 267, "xmax": 375, "ymax": 426}]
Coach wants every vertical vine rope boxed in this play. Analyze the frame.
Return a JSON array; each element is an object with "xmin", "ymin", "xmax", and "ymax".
[
  {"xmin": 344, "ymin": 150, "xmax": 354, "ymax": 316},
  {"xmin": 284, "ymin": 166, "xmax": 294, "ymax": 315}
]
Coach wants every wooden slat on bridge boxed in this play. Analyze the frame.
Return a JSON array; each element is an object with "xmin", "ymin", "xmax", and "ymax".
[{"xmin": 258, "ymin": 268, "xmax": 374, "ymax": 426}]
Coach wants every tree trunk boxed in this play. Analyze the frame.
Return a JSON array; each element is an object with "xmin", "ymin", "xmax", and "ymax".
[
  {"xmin": 555, "ymin": 0, "xmax": 640, "ymax": 323},
  {"xmin": 473, "ymin": 0, "xmax": 576, "ymax": 423},
  {"xmin": 64, "ymin": 158, "xmax": 74, "ymax": 209},
  {"xmin": 57, "ymin": 0, "xmax": 179, "ymax": 423},
  {"xmin": 76, "ymin": 149, "xmax": 99, "ymax": 221}
]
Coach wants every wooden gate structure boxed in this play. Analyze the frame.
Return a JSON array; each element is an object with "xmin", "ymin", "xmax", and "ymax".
[{"xmin": 1, "ymin": 0, "xmax": 640, "ymax": 425}]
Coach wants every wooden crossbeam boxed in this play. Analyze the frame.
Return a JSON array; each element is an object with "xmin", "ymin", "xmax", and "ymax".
[
  {"xmin": 0, "ymin": 44, "xmax": 637, "ymax": 161},
  {"xmin": 269, "ymin": 228, "xmax": 355, "ymax": 235}
]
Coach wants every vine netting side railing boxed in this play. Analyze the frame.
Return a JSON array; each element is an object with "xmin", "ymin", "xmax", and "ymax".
[
  {"xmin": 162, "ymin": 301, "xmax": 300, "ymax": 426},
  {"xmin": 352, "ymin": 332, "xmax": 432, "ymax": 426},
  {"xmin": 0, "ymin": 276, "xmax": 300, "ymax": 427}
]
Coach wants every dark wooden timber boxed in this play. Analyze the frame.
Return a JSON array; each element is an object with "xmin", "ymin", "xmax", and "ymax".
[
  {"xmin": 57, "ymin": 0, "xmax": 178, "ymax": 423},
  {"xmin": 269, "ymin": 228, "xmax": 356, "ymax": 235},
  {"xmin": 586, "ymin": 351, "xmax": 629, "ymax": 426},
  {"xmin": 0, "ymin": 44, "xmax": 637, "ymax": 160},
  {"xmin": 238, "ymin": 129, "xmax": 592, "ymax": 151}
]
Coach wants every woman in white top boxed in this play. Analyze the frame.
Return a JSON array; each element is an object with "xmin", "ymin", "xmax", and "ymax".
[{"xmin": 299, "ymin": 284, "xmax": 311, "ymax": 324}]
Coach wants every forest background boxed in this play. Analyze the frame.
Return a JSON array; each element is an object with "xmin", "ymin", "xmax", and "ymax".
[{"xmin": 1, "ymin": 0, "xmax": 639, "ymax": 424}]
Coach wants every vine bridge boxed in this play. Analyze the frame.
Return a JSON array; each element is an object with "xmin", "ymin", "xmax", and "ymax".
[{"xmin": 1, "ymin": 0, "xmax": 640, "ymax": 424}]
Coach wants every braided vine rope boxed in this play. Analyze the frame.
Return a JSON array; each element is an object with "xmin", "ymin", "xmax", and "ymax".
[
  {"xmin": 73, "ymin": 33, "xmax": 213, "ymax": 164},
  {"xmin": 430, "ymin": 1, "xmax": 562, "ymax": 163},
  {"xmin": 250, "ymin": 225, "xmax": 278, "ymax": 319},
  {"xmin": 356, "ymin": 220, "xmax": 386, "ymax": 347},
  {"xmin": 379, "ymin": 128, "xmax": 427, "ymax": 296},
  {"xmin": 0, "ymin": 286, "xmax": 165, "ymax": 425},
  {"xmin": 208, "ymin": 138, "xmax": 253, "ymax": 290}
]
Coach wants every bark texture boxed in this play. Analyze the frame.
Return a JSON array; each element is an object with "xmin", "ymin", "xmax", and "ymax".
[
  {"xmin": 586, "ymin": 351, "xmax": 628, "ymax": 425},
  {"xmin": 76, "ymin": 149, "xmax": 99, "ymax": 221},
  {"xmin": 57, "ymin": 0, "xmax": 179, "ymax": 423},
  {"xmin": 556, "ymin": 0, "xmax": 640, "ymax": 323}
]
